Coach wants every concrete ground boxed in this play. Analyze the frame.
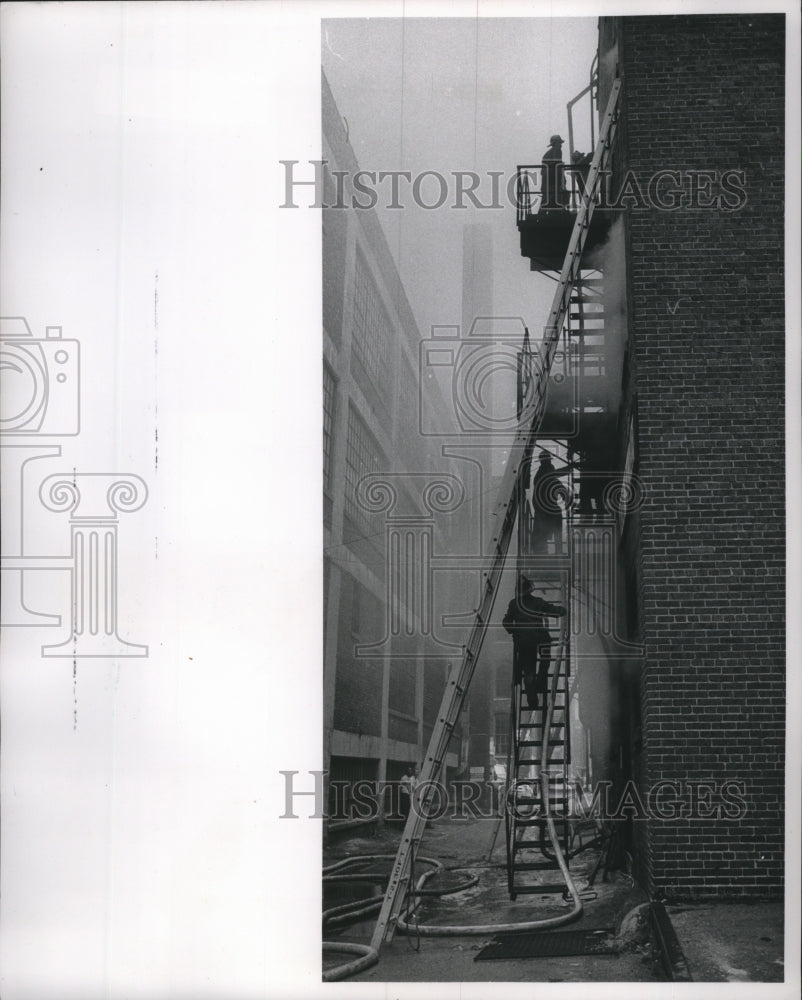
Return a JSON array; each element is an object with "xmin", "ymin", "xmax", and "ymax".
[
  {"xmin": 324, "ymin": 815, "xmax": 659, "ymax": 983},
  {"xmin": 666, "ymin": 901, "xmax": 785, "ymax": 983},
  {"xmin": 323, "ymin": 816, "xmax": 787, "ymax": 985}
]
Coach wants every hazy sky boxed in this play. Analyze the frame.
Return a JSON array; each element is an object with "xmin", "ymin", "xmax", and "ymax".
[{"xmin": 323, "ymin": 17, "xmax": 599, "ymax": 340}]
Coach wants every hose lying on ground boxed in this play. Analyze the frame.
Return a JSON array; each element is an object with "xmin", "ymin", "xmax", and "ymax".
[
  {"xmin": 324, "ymin": 637, "xmax": 584, "ymax": 976},
  {"xmin": 321, "ymin": 941, "xmax": 378, "ymax": 981},
  {"xmin": 395, "ymin": 638, "xmax": 583, "ymax": 937},
  {"xmin": 322, "ymin": 854, "xmax": 441, "ymax": 981},
  {"xmin": 323, "ymin": 862, "xmax": 479, "ymax": 931}
]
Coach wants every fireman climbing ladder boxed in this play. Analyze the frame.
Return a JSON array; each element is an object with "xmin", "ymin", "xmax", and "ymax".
[
  {"xmin": 505, "ymin": 609, "xmax": 572, "ymax": 898},
  {"xmin": 367, "ymin": 77, "xmax": 622, "ymax": 955}
]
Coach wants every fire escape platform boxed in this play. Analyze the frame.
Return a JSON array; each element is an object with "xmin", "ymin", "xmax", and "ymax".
[
  {"xmin": 518, "ymin": 210, "xmax": 611, "ymax": 272},
  {"xmin": 541, "ymin": 377, "xmax": 616, "ymax": 442}
]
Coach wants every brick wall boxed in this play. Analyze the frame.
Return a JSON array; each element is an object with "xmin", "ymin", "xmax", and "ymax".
[{"xmin": 615, "ymin": 14, "xmax": 785, "ymax": 898}]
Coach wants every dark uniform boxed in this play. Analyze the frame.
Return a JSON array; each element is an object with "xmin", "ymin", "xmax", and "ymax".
[
  {"xmin": 531, "ymin": 453, "xmax": 571, "ymax": 554},
  {"xmin": 503, "ymin": 589, "xmax": 566, "ymax": 709},
  {"xmin": 541, "ymin": 134, "xmax": 569, "ymax": 210}
]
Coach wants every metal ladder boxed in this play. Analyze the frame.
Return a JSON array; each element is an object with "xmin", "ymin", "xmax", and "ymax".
[
  {"xmin": 369, "ymin": 77, "xmax": 622, "ymax": 952},
  {"xmin": 505, "ymin": 613, "xmax": 572, "ymax": 898},
  {"xmin": 568, "ymin": 272, "xmax": 607, "ymax": 518}
]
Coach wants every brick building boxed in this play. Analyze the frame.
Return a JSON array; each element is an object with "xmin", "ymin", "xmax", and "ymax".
[
  {"xmin": 515, "ymin": 13, "xmax": 784, "ymax": 901},
  {"xmin": 598, "ymin": 14, "xmax": 785, "ymax": 899}
]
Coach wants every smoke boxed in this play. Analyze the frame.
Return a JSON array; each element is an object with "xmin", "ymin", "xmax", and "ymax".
[
  {"xmin": 581, "ymin": 216, "xmax": 627, "ymax": 420},
  {"xmin": 599, "ymin": 42, "xmax": 619, "ymax": 84}
]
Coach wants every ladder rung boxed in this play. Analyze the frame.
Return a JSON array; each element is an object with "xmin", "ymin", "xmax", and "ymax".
[
  {"xmin": 516, "ymin": 814, "xmax": 569, "ymax": 826},
  {"xmin": 510, "ymin": 883, "xmax": 569, "ymax": 895},
  {"xmin": 517, "ymin": 798, "xmax": 569, "ymax": 808},
  {"xmin": 515, "ymin": 796, "xmax": 569, "ymax": 806},
  {"xmin": 511, "ymin": 852, "xmax": 567, "ymax": 864}
]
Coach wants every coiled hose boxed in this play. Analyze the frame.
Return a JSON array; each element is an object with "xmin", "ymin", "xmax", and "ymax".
[
  {"xmin": 323, "ymin": 637, "xmax": 583, "ymax": 977},
  {"xmin": 323, "ymin": 854, "xmax": 465, "ymax": 981}
]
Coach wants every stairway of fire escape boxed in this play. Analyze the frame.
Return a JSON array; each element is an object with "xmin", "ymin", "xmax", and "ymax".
[{"xmin": 504, "ymin": 268, "xmax": 609, "ymax": 895}]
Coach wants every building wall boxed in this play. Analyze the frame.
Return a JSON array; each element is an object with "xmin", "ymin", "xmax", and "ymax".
[
  {"xmin": 607, "ymin": 14, "xmax": 785, "ymax": 898},
  {"xmin": 322, "ymin": 71, "xmax": 466, "ymax": 818}
]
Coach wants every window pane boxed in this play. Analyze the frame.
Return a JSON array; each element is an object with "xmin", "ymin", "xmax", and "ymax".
[
  {"xmin": 351, "ymin": 248, "xmax": 393, "ymax": 399},
  {"xmin": 323, "ymin": 364, "xmax": 337, "ymax": 492},
  {"xmin": 344, "ymin": 406, "xmax": 383, "ymax": 533}
]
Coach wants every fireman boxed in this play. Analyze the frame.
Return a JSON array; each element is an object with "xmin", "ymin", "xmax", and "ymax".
[{"xmin": 503, "ymin": 575, "xmax": 566, "ymax": 710}]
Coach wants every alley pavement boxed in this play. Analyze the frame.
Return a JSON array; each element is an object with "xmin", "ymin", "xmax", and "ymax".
[{"xmin": 323, "ymin": 815, "xmax": 789, "ymax": 986}]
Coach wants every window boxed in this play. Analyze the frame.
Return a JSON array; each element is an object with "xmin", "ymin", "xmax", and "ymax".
[
  {"xmin": 344, "ymin": 406, "xmax": 383, "ymax": 533},
  {"xmin": 323, "ymin": 555, "xmax": 331, "ymax": 628},
  {"xmin": 399, "ymin": 358, "xmax": 419, "ymax": 434},
  {"xmin": 350, "ymin": 578, "xmax": 382, "ymax": 642},
  {"xmin": 322, "ymin": 167, "xmax": 346, "ymax": 343},
  {"xmin": 323, "ymin": 364, "xmax": 337, "ymax": 493},
  {"xmin": 389, "ymin": 658, "xmax": 417, "ymax": 715},
  {"xmin": 351, "ymin": 248, "xmax": 393, "ymax": 399},
  {"xmin": 494, "ymin": 712, "xmax": 510, "ymax": 756}
]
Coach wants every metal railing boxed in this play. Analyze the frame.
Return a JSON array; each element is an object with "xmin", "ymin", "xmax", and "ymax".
[
  {"xmin": 567, "ymin": 53, "xmax": 599, "ymax": 162},
  {"xmin": 515, "ymin": 164, "xmax": 599, "ymax": 225}
]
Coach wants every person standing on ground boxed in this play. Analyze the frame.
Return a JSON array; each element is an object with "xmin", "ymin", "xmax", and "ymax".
[{"xmin": 399, "ymin": 766, "xmax": 415, "ymax": 820}]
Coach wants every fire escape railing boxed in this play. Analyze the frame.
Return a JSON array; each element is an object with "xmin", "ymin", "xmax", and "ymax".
[{"xmin": 515, "ymin": 164, "xmax": 604, "ymax": 225}]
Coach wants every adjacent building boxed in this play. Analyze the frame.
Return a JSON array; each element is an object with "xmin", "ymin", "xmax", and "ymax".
[{"xmin": 322, "ymin": 72, "xmax": 471, "ymax": 826}]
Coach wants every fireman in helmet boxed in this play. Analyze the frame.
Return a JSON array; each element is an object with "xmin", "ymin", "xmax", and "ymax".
[
  {"xmin": 541, "ymin": 134, "xmax": 569, "ymax": 210},
  {"xmin": 530, "ymin": 449, "xmax": 572, "ymax": 554},
  {"xmin": 503, "ymin": 575, "xmax": 566, "ymax": 710}
]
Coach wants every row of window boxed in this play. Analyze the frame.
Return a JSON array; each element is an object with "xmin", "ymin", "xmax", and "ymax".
[
  {"xmin": 351, "ymin": 247, "xmax": 393, "ymax": 398},
  {"xmin": 323, "ymin": 363, "xmax": 337, "ymax": 493},
  {"xmin": 324, "ymin": 246, "xmax": 419, "ymax": 534},
  {"xmin": 343, "ymin": 405, "xmax": 383, "ymax": 533}
]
